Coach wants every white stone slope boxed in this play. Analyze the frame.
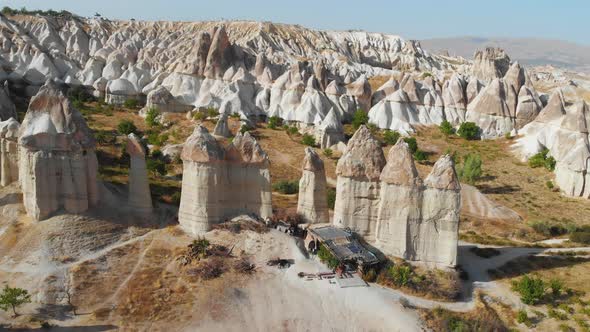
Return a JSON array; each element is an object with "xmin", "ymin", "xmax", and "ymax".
[
  {"xmin": 178, "ymin": 125, "xmax": 272, "ymax": 235},
  {"xmin": 297, "ymin": 147, "xmax": 329, "ymax": 224},
  {"xmin": 0, "ymin": 117, "xmax": 19, "ymax": 187},
  {"xmin": 18, "ymin": 80, "xmax": 99, "ymax": 221},
  {"xmin": 126, "ymin": 133, "xmax": 152, "ymax": 214},
  {"xmin": 513, "ymin": 90, "xmax": 590, "ymax": 198}
]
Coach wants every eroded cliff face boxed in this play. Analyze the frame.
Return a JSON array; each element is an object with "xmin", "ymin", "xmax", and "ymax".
[
  {"xmin": 334, "ymin": 128, "xmax": 461, "ymax": 267},
  {"xmin": 0, "ymin": 118, "xmax": 19, "ymax": 186},
  {"xmin": 297, "ymin": 147, "xmax": 329, "ymax": 224},
  {"xmin": 126, "ymin": 133, "xmax": 152, "ymax": 214},
  {"xmin": 18, "ymin": 80, "xmax": 98, "ymax": 220},
  {"xmin": 179, "ymin": 125, "xmax": 272, "ymax": 235}
]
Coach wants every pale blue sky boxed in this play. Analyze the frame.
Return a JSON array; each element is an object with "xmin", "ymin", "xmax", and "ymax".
[{"xmin": 2, "ymin": 0, "xmax": 589, "ymax": 44}]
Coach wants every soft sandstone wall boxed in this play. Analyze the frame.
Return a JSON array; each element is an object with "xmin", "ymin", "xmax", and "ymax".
[
  {"xmin": 297, "ymin": 147, "xmax": 329, "ymax": 223},
  {"xmin": 333, "ymin": 126, "xmax": 461, "ymax": 267},
  {"xmin": 0, "ymin": 118, "xmax": 19, "ymax": 187},
  {"xmin": 127, "ymin": 134, "xmax": 153, "ymax": 214},
  {"xmin": 18, "ymin": 81, "xmax": 99, "ymax": 221},
  {"xmin": 179, "ymin": 126, "xmax": 272, "ymax": 236}
]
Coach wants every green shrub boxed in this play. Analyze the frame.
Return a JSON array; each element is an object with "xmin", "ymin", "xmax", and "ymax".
[
  {"xmin": 352, "ymin": 109, "xmax": 369, "ymax": 130},
  {"xmin": 240, "ymin": 124, "xmax": 253, "ymax": 134},
  {"xmin": 548, "ymin": 308, "xmax": 569, "ymax": 320},
  {"xmin": 550, "ymin": 278, "xmax": 564, "ymax": 296},
  {"xmin": 388, "ymin": 265, "xmax": 412, "ymax": 287},
  {"xmin": 327, "ymin": 187, "xmax": 336, "ymax": 209},
  {"xmin": 268, "ymin": 116, "xmax": 282, "ymax": 130},
  {"xmin": 383, "ymin": 130, "xmax": 401, "ymax": 145},
  {"xmin": 193, "ymin": 111, "xmax": 207, "ymax": 121},
  {"xmin": 145, "ymin": 107, "xmax": 160, "ymax": 127},
  {"xmin": 317, "ymin": 244, "xmax": 340, "ymax": 269},
  {"xmin": 272, "ymin": 180, "xmax": 299, "ymax": 195},
  {"xmin": 458, "ymin": 153, "xmax": 482, "ymax": 184},
  {"xmin": 301, "ymin": 134, "xmax": 316, "ymax": 147},
  {"xmin": 205, "ymin": 107, "xmax": 219, "ymax": 118},
  {"xmin": 403, "ymin": 137, "xmax": 418, "ymax": 154},
  {"xmin": 457, "ymin": 122, "xmax": 480, "ymax": 140},
  {"xmin": 546, "ymin": 180, "xmax": 555, "ymax": 189},
  {"xmin": 123, "ymin": 98, "xmax": 139, "ymax": 109},
  {"xmin": 147, "ymin": 151, "xmax": 166, "ymax": 176},
  {"xmin": 529, "ymin": 220, "xmax": 569, "ymax": 237},
  {"xmin": 517, "ymin": 309, "xmax": 531, "ymax": 326},
  {"xmin": 511, "ymin": 275, "xmax": 546, "ymax": 305},
  {"xmin": 323, "ymin": 149, "xmax": 333, "ymax": 158},
  {"xmin": 570, "ymin": 231, "xmax": 590, "ymax": 245},
  {"xmin": 287, "ymin": 126, "xmax": 299, "ymax": 136},
  {"xmin": 528, "ymin": 148, "xmax": 556, "ymax": 171},
  {"xmin": 117, "ymin": 120, "xmax": 138, "ymax": 135},
  {"xmin": 147, "ymin": 132, "xmax": 169, "ymax": 146},
  {"xmin": 439, "ymin": 120, "xmax": 454, "ymax": 136},
  {"xmin": 413, "ymin": 150, "xmax": 427, "ymax": 162}
]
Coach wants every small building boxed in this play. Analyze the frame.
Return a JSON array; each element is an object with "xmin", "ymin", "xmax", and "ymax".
[{"xmin": 305, "ymin": 224, "xmax": 379, "ymax": 270}]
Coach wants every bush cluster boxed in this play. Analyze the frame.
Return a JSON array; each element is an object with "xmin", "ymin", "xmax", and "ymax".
[
  {"xmin": 301, "ymin": 134, "xmax": 316, "ymax": 147},
  {"xmin": 317, "ymin": 244, "xmax": 340, "ymax": 269},
  {"xmin": 272, "ymin": 180, "xmax": 299, "ymax": 195},
  {"xmin": 145, "ymin": 107, "xmax": 160, "ymax": 127},
  {"xmin": 457, "ymin": 122, "xmax": 480, "ymax": 140},
  {"xmin": 457, "ymin": 153, "xmax": 482, "ymax": 184},
  {"xmin": 383, "ymin": 130, "xmax": 400, "ymax": 145},
  {"xmin": 267, "ymin": 116, "xmax": 282, "ymax": 130},
  {"xmin": 117, "ymin": 120, "xmax": 138, "ymax": 135},
  {"xmin": 439, "ymin": 120, "xmax": 454, "ymax": 136},
  {"xmin": 352, "ymin": 109, "xmax": 369, "ymax": 130},
  {"xmin": 528, "ymin": 148, "xmax": 556, "ymax": 171}
]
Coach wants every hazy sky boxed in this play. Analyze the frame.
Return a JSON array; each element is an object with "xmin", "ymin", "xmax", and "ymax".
[{"xmin": 3, "ymin": 0, "xmax": 589, "ymax": 44}]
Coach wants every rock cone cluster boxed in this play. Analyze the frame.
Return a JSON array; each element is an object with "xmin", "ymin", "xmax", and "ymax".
[
  {"xmin": 18, "ymin": 80, "xmax": 99, "ymax": 220},
  {"xmin": 334, "ymin": 126, "xmax": 461, "ymax": 267},
  {"xmin": 178, "ymin": 125, "xmax": 272, "ymax": 235}
]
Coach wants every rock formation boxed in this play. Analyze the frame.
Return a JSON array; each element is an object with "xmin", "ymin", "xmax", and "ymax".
[
  {"xmin": 0, "ymin": 83, "xmax": 17, "ymax": 121},
  {"xmin": 213, "ymin": 113, "xmax": 231, "ymax": 137},
  {"xmin": 179, "ymin": 125, "xmax": 272, "ymax": 235},
  {"xmin": 126, "ymin": 133, "xmax": 152, "ymax": 214},
  {"xmin": 472, "ymin": 47, "xmax": 511, "ymax": 82},
  {"xmin": 333, "ymin": 125, "xmax": 386, "ymax": 243},
  {"xmin": 334, "ymin": 127, "xmax": 461, "ymax": 267},
  {"xmin": 0, "ymin": 118, "xmax": 19, "ymax": 186},
  {"xmin": 297, "ymin": 148, "xmax": 329, "ymax": 224},
  {"xmin": 18, "ymin": 81, "xmax": 99, "ymax": 221},
  {"xmin": 315, "ymin": 108, "xmax": 345, "ymax": 149}
]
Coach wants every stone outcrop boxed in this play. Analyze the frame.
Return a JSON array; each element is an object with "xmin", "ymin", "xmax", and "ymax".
[
  {"xmin": 0, "ymin": 118, "xmax": 19, "ymax": 186},
  {"xmin": 213, "ymin": 113, "xmax": 231, "ymax": 137},
  {"xmin": 315, "ymin": 108, "xmax": 345, "ymax": 149},
  {"xmin": 144, "ymin": 86, "xmax": 192, "ymax": 113},
  {"xmin": 18, "ymin": 81, "xmax": 99, "ymax": 221},
  {"xmin": 126, "ymin": 134, "xmax": 152, "ymax": 214},
  {"xmin": 333, "ymin": 125, "xmax": 386, "ymax": 243},
  {"xmin": 334, "ymin": 127, "xmax": 461, "ymax": 267},
  {"xmin": 0, "ymin": 82, "xmax": 17, "ymax": 121},
  {"xmin": 472, "ymin": 47, "xmax": 511, "ymax": 82},
  {"xmin": 513, "ymin": 91, "xmax": 590, "ymax": 198},
  {"xmin": 178, "ymin": 125, "xmax": 272, "ymax": 235},
  {"xmin": 297, "ymin": 148, "xmax": 329, "ymax": 224}
]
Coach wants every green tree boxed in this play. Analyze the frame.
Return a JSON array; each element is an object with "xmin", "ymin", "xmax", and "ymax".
[
  {"xmin": 383, "ymin": 130, "xmax": 401, "ymax": 145},
  {"xmin": 403, "ymin": 137, "xmax": 418, "ymax": 154},
  {"xmin": 439, "ymin": 120, "xmax": 454, "ymax": 136},
  {"xmin": 457, "ymin": 122, "xmax": 480, "ymax": 140},
  {"xmin": 388, "ymin": 265, "xmax": 412, "ymax": 287},
  {"xmin": 301, "ymin": 134, "xmax": 316, "ymax": 147},
  {"xmin": 528, "ymin": 148, "xmax": 556, "ymax": 171},
  {"xmin": 117, "ymin": 120, "xmax": 138, "ymax": 135},
  {"xmin": 145, "ymin": 107, "xmax": 160, "ymax": 127},
  {"xmin": 512, "ymin": 275, "xmax": 546, "ymax": 305},
  {"xmin": 323, "ymin": 149, "xmax": 333, "ymax": 158},
  {"xmin": 352, "ymin": 109, "xmax": 369, "ymax": 130},
  {"xmin": 267, "ymin": 116, "xmax": 282, "ymax": 130},
  {"xmin": 458, "ymin": 153, "xmax": 482, "ymax": 184},
  {"xmin": 317, "ymin": 244, "xmax": 340, "ymax": 269},
  {"xmin": 0, "ymin": 286, "xmax": 31, "ymax": 316},
  {"xmin": 272, "ymin": 180, "xmax": 299, "ymax": 194}
]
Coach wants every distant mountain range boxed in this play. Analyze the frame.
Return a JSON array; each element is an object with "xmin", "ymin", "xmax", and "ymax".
[{"xmin": 421, "ymin": 37, "xmax": 590, "ymax": 72}]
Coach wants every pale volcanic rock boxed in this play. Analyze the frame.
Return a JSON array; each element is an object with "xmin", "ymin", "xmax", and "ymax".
[
  {"xmin": 413, "ymin": 155, "xmax": 461, "ymax": 267},
  {"xmin": 126, "ymin": 134, "xmax": 152, "ymax": 214},
  {"xmin": 442, "ymin": 74, "xmax": 468, "ymax": 125},
  {"xmin": 179, "ymin": 126, "xmax": 272, "ymax": 236},
  {"xmin": 374, "ymin": 140, "xmax": 422, "ymax": 258},
  {"xmin": 18, "ymin": 80, "xmax": 99, "ymax": 221},
  {"xmin": 0, "ymin": 118, "xmax": 19, "ymax": 186},
  {"xmin": 371, "ymin": 76, "xmax": 399, "ymax": 106},
  {"xmin": 466, "ymin": 78, "xmax": 483, "ymax": 104},
  {"xmin": 0, "ymin": 83, "xmax": 17, "ymax": 121},
  {"xmin": 297, "ymin": 147, "xmax": 329, "ymax": 224},
  {"xmin": 315, "ymin": 108, "xmax": 345, "ymax": 149},
  {"xmin": 105, "ymin": 78, "xmax": 140, "ymax": 105},
  {"xmin": 213, "ymin": 113, "xmax": 231, "ymax": 138},
  {"xmin": 144, "ymin": 86, "xmax": 191, "ymax": 113},
  {"xmin": 346, "ymin": 75, "xmax": 372, "ymax": 112},
  {"xmin": 333, "ymin": 125, "xmax": 385, "ymax": 242},
  {"xmin": 515, "ymin": 85, "xmax": 543, "ymax": 129},
  {"xmin": 472, "ymin": 47, "xmax": 511, "ymax": 82},
  {"xmin": 465, "ymin": 78, "xmax": 513, "ymax": 138}
]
